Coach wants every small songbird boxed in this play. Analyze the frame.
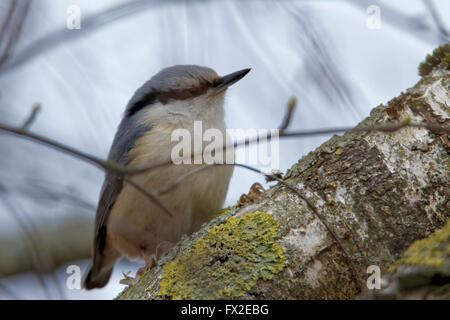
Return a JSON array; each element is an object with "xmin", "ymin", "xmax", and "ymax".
[{"xmin": 83, "ymin": 65, "xmax": 250, "ymax": 289}]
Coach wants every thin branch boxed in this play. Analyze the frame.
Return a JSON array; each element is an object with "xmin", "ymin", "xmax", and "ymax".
[
  {"xmin": 347, "ymin": 0, "xmax": 439, "ymax": 45},
  {"xmin": 0, "ymin": 183, "xmax": 53, "ymax": 299},
  {"xmin": 0, "ymin": 122, "xmax": 107, "ymax": 170},
  {"xmin": 0, "ymin": 0, "xmax": 30, "ymax": 65},
  {"xmin": 422, "ymin": 0, "xmax": 450, "ymax": 43},
  {"xmin": 0, "ymin": 107, "xmax": 173, "ymax": 218},
  {"xmin": 0, "ymin": 0, "xmax": 445, "ymax": 74},
  {"xmin": 1, "ymin": 109, "xmax": 448, "ymax": 177},
  {"xmin": 0, "ymin": 1, "xmax": 17, "ymax": 46},
  {"xmin": 282, "ymin": 120, "xmax": 450, "ymax": 138},
  {"xmin": 124, "ymin": 177, "xmax": 174, "ymax": 218},
  {"xmin": 1, "ymin": 105, "xmax": 449, "ymax": 221},
  {"xmin": 261, "ymin": 169, "xmax": 363, "ymax": 291},
  {"xmin": 20, "ymin": 103, "xmax": 40, "ymax": 130},
  {"xmin": 155, "ymin": 165, "xmax": 214, "ymax": 195},
  {"xmin": 129, "ymin": 118, "xmax": 449, "ymax": 175},
  {"xmin": 278, "ymin": 97, "xmax": 297, "ymax": 134},
  {"xmin": 0, "ymin": 0, "xmax": 181, "ymax": 73},
  {"xmin": 0, "ymin": 280, "xmax": 20, "ymax": 300}
]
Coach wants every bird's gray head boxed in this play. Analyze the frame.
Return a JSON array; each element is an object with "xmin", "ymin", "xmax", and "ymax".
[{"xmin": 125, "ymin": 65, "xmax": 250, "ymax": 119}]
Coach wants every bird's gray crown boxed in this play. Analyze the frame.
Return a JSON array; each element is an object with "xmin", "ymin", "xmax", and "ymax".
[{"xmin": 126, "ymin": 65, "xmax": 221, "ymax": 117}]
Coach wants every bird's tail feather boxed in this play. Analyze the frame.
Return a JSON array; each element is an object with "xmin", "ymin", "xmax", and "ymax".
[{"xmin": 83, "ymin": 263, "xmax": 113, "ymax": 290}]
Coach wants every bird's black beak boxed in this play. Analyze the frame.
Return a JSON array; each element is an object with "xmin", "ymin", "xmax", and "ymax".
[{"xmin": 214, "ymin": 68, "xmax": 251, "ymax": 91}]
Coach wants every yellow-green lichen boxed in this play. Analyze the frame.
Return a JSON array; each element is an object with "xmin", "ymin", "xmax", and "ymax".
[
  {"xmin": 389, "ymin": 219, "xmax": 450, "ymax": 272},
  {"xmin": 158, "ymin": 212, "xmax": 286, "ymax": 299}
]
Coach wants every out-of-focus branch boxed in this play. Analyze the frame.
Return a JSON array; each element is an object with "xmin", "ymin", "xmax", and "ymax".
[
  {"xmin": 0, "ymin": 107, "xmax": 175, "ymax": 218},
  {"xmin": 20, "ymin": 103, "xmax": 40, "ymax": 130},
  {"xmin": 422, "ymin": 0, "xmax": 450, "ymax": 43},
  {"xmin": 278, "ymin": 97, "xmax": 297, "ymax": 134},
  {"xmin": 283, "ymin": 3, "xmax": 363, "ymax": 117},
  {"xmin": 1, "ymin": 0, "xmax": 446, "ymax": 75},
  {"xmin": 0, "ymin": 0, "xmax": 30, "ymax": 65},
  {"xmin": 0, "ymin": 185, "xmax": 53, "ymax": 298},
  {"xmin": 124, "ymin": 177, "xmax": 174, "ymax": 218},
  {"xmin": 0, "ymin": 204, "xmax": 93, "ymax": 278},
  {"xmin": 0, "ymin": 105, "xmax": 448, "ymax": 176},
  {"xmin": 0, "ymin": 0, "xmax": 180, "ymax": 74},
  {"xmin": 1, "ymin": 107, "xmax": 447, "ymax": 179},
  {"xmin": 0, "ymin": 177, "xmax": 95, "ymax": 281},
  {"xmin": 347, "ymin": 0, "xmax": 442, "ymax": 45}
]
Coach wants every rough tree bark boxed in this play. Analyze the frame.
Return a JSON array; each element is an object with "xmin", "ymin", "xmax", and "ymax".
[{"xmin": 117, "ymin": 49, "xmax": 450, "ymax": 300}]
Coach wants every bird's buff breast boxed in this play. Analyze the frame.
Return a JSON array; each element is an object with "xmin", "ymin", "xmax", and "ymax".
[{"xmin": 106, "ymin": 122, "xmax": 233, "ymax": 261}]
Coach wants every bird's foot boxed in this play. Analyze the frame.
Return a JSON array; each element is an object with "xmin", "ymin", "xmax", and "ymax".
[
  {"xmin": 135, "ymin": 241, "xmax": 174, "ymax": 277},
  {"xmin": 155, "ymin": 241, "xmax": 174, "ymax": 260},
  {"xmin": 239, "ymin": 182, "xmax": 265, "ymax": 204},
  {"xmin": 119, "ymin": 271, "xmax": 137, "ymax": 286},
  {"xmin": 136, "ymin": 255, "xmax": 157, "ymax": 277}
]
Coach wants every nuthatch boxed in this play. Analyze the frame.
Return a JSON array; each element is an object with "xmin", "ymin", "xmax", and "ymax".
[{"xmin": 83, "ymin": 65, "xmax": 250, "ymax": 289}]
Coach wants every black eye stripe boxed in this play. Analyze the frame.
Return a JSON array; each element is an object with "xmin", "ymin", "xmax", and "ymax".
[
  {"xmin": 126, "ymin": 82, "xmax": 213, "ymax": 118},
  {"xmin": 212, "ymin": 78, "xmax": 224, "ymax": 87},
  {"xmin": 126, "ymin": 92, "xmax": 157, "ymax": 118}
]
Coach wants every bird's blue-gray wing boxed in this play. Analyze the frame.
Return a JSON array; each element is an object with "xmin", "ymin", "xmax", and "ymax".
[{"xmin": 93, "ymin": 107, "xmax": 152, "ymax": 256}]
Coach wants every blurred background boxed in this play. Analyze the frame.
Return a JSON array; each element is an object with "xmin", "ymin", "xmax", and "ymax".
[{"xmin": 0, "ymin": 0, "xmax": 448, "ymax": 299}]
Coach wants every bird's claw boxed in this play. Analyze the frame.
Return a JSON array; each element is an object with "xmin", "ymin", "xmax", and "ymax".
[
  {"xmin": 119, "ymin": 271, "xmax": 137, "ymax": 285},
  {"xmin": 239, "ymin": 182, "xmax": 265, "ymax": 204}
]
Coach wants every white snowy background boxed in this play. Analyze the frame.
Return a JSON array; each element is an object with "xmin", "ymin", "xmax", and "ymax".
[{"xmin": 0, "ymin": 0, "xmax": 448, "ymax": 299}]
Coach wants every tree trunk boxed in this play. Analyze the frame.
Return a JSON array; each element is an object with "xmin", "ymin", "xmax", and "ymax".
[
  {"xmin": 117, "ymin": 58, "xmax": 449, "ymax": 300},
  {"xmin": 358, "ymin": 219, "xmax": 450, "ymax": 300}
]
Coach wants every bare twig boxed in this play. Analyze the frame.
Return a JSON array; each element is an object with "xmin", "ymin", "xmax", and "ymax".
[
  {"xmin": 3, "ymin": 117, "xmax": 445, "ymax": 177},
  {"xmin": 283, "ymin": 3, "xmax": 363, "ymax": 117},
  {"xmin": 20, "ymin": 103, "xmax": 40, "ymax": 131},
  {"xmin": 0, "ymin": 0, "xmax": 445, "ymax": 74},
  {"xmin": 278, "ymin": 97, "xmax": 297, "ymax": 134},
  {"xmin": 0, "ymin": 0, "xmax": 180, "ymax": 73},
  {"xmin": 128, "ymin": 119, "xmax": 449, "ymax": 175},
  {"xmin": 0, "ymin": 1, "xmax": 16, "ymax": 46},
  {"xmin": 0, "ymin": 122, "xmax": 107, "ymax": 169},
  {"xmin": 0, "ymin": 107, "xmax": 173, "ymax": 218},
  {"xmin": 0, "ymin": 280, "xmax": 20, "ymax": 300},
  {"xmin": 1, "ymin": 105, "xmax": 449, "ymax": 224},
  {"xmin": 20, "ymin": 177, "xmax": 96, "ymax": 211},
  {"xmin": 282, "ymin": 120, "xmax": 450, "ymax": 138},
  {"xmin": 0, "ymin": 0, "xmax": 30, "ymax": 65},
  {"xmin": 124, "ymin": 177, "xmax": 174, "ymax": 218},
  {"xmin": 0, "ymin": 183, "xmax": 53, "ymax": 299},
  {"xmin": 261, "ymin": 170, "xmax": 363, "ymax": 291},
  {"xmin": 347, "ymin": 0, "xmax": 440, "ymax": 45},
  {"xmin": 422, "ymin": 0, "xmax": 450, "ymax": 43},
  {"xmin": 156, "ymin": 164, "xmax": 214, "ymax": 195},
  {"xmin": 1, "ymin": 108, "xmax": 448, "ymax": 176}
]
